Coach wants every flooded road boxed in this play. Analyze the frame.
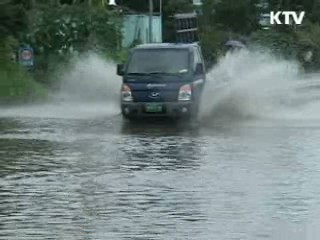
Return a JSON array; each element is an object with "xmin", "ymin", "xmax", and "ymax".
[
  {"xmin": 1, "ymin": 111, "xmax": 320, "ymax": 240},
  {"xmin": 2, "ymin": 50, "xmax": 320, "ymax": 239}
]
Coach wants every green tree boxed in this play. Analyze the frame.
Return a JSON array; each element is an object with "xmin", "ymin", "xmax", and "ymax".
[
  {"xmin": 200, "ymin": 0, "xmax": 259, "ymax": 34},
  {"xmin": 0, "ymin": 0, "xmax": 28, "ymax": 40}
]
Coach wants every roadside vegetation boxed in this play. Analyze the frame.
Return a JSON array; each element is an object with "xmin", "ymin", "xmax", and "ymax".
[
  {"xmin": 1, "ymin": 0, "xmax": 124, "ymax": 103},
  {"xmin": 2, "ymin": 0, "xmax": 320, "ymax": 103},
  {"xmin": 0, "ymin": 1, "xmax": 46, "ymax": 104}
]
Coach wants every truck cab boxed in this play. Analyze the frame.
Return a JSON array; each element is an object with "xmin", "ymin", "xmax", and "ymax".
[{"xmin": 116, "ymin": 43, "xmax": 206, "ymax": 120}]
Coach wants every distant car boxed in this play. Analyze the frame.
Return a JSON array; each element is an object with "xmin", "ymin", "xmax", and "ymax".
[{"xmin": 116, "ymin": 43, "xmax": 206, "ymax": 121}]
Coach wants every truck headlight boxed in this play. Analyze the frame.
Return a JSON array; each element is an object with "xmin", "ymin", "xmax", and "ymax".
[
  {"xmin": 178, "ymin": 84, "xmax": 192, "ymax": 101},
  {"xmin": 122, "ymin": 84, "xmax": 133, "ymax": 102}
]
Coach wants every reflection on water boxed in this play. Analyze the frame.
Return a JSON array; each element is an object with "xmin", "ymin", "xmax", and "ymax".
[
  {"xmin": 118, "ymin": 119, "xmax": 204, "ymax": 172},
  {"xmin": 1, "ymin": 117, "xmax": 320, "ymax": 239},
  {"xmin": 0, "ymin": 138, "xmax": 66, "ymax": 177},
  {"xmin": 117, "ymin": 135, "xmax": 204, "ymax": 171}
]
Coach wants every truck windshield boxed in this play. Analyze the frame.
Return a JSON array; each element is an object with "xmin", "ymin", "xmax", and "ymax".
[{"xmin": 127, "ymin": 49, "xmax": 190, "ymax": 74}]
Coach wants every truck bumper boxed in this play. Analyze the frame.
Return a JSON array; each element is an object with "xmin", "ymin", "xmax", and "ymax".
[{"xmin": 121, "ymin": 101, "xmax": 197, "ymax": 119}]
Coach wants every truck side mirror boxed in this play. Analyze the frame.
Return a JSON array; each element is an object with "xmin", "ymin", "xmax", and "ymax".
[
  {"xmin": 117, "ymin": 64, "xmax": 124, "ymax": 76},
  {"xmin": 195, "ymin": 63, "xmax": 204, "ymax": 75}
]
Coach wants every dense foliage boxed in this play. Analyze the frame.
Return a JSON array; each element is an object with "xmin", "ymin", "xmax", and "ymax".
[
  {"xmin": 0, "ymin": 0, "xmax": 27, "ymax": 39},
  {"xmin": 0, "ymin": 0, "xmax": 123, "ymax": 101},
  {"xmin": 23, "ymin": 3, "xmax": 123, "ymax": 85}
]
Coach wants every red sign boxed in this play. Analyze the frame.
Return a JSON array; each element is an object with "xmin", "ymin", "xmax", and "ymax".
[
  {"xmin": 21, "ymin": 50, "xmax": 32, "ymax": 60},
  {"xmin": 19, "ymin": 47, "xmax": 34, "ymax": 67}
]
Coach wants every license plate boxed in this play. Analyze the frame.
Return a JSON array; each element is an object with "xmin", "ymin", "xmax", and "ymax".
[{"xmin": 145, "ymin": 103, "xmax": 163, "ymax": 113}]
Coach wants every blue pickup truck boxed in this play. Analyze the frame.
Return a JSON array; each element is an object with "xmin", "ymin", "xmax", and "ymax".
[{"xmin": 116, "ymin": 42, "xmax": 206, "ymax": 121}]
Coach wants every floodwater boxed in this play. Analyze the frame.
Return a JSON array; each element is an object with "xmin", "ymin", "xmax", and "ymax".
[{"xmin": 1, "ymin": 51, "xmax": 320, "ymax": 240}]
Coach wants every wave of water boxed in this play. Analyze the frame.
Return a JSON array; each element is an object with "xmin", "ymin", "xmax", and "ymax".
[
  {"xmin": 0, "ymin": 53, "xmax": 122, "ymax": 119},
  {"xmin": 2, "ymin": 49, "xmax": 320, "ymax": 124},
  {"xmin": 199, "ymin": 49, "xmax": 320, "ymax": 126},
  {"xmin": 54, "ymin": 53, "xmax": 121, "ymax": 104}
]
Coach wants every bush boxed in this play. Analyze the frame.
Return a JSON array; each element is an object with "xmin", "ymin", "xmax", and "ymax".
[
  {"xmin": 294, "ymin": 22, "xmax": 320, "ymax": 71},
  {"xmin": 249, "ymin": 22, "xmax": 320, "ymax": 71},
  {"xmin": 250, "ymin": 29, "xmax": 300, "ymax": 59},
  {"xmin": 0, "ymin": 63, "xmax": 48, "ymax": 104},
  {"xmin": 20, "ymin": 4, "xmax": 123, "ymax": 85}
]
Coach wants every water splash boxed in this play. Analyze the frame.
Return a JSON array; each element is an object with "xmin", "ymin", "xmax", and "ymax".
[
  {"xmin": 54, "ymin": 53, "xmax": 121, "ymax": 104},
  {"xmin": 0, "ymin": 53, "xmax": 122, "ymax": 119},
  {"xmin": 199, "ymin": 49, "xmax": 320, "ymax": 126}
]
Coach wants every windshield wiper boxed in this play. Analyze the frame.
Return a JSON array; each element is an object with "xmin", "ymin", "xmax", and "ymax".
[
  {"xmin": 127, "ymin": 72, "xmax": 151, "ymax": 76},
  {"xmin": 147, "ymin": 71, "xmax": 182, "ymax": 77},
  {"xmin": 127, "ymin": 72, "xmax": 184, "ymax": 77}
]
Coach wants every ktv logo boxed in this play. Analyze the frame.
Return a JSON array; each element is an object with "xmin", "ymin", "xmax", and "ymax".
[{"xmin": 270, "ymin": 11, "xmax": 305, "ymax": 25}]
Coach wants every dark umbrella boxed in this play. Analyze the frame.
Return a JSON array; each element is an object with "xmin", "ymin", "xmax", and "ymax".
[{"xmin": 225, "ymin": 40, "xmax": 246, "ymax": 48}]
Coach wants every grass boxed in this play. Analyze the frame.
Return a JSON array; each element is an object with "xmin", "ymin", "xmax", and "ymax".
[{"xmin": 0, "ymin": 62, "xmax": 48, "ymax": 105}]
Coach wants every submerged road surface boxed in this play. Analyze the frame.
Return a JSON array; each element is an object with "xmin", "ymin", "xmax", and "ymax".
[{"xmin": 1, "ymin": 105, "xmax": 320, "ymax": 240}]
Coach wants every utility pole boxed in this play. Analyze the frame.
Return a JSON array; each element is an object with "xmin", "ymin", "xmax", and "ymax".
[
  {"xmin": 149, "ymin": 0, "xmax": 153, "ymax": 43},
  {"xmin": 160, "ymin": 0, "xmax": 162, "ymax": 43}
]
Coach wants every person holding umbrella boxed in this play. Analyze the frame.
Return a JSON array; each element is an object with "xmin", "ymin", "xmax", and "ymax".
[{"xmin": 224, "ymin": 39, "xmax": 246, "ymax": 53}]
